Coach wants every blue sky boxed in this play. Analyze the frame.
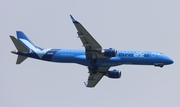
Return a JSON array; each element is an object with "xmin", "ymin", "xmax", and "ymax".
[{"xmin": 1, "ymin": 0, "xmax": 179, "ymax": 107}]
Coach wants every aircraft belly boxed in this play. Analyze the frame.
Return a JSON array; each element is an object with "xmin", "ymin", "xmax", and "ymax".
[
  {"xmin": 97, "ymin": 57, "xmax": 122, "ymax": 67},
  {"xmin": 51, "ymin": 52, "xmax": 76, "ymax": 63},
  {"xmin": 121, "ymin": 57, "xmax": 156, "ymax": 65},
  {"xmin": 73, "ymin": 55, "xmax": 89, "ymax": 66}
]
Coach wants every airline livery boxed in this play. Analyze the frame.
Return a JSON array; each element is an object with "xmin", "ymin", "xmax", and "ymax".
[{"xmin": 10, "ymin": 15, "xmax": 174, "ymax": 87}]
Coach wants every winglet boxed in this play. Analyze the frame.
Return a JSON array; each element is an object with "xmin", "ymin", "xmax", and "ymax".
[
  {"xmin": 83, "ymin": 82, "xmax": 87, "ymax": 87},
  {"xmin": 70, "ymin": 15, "xmax": 79, "ymax": 23}
]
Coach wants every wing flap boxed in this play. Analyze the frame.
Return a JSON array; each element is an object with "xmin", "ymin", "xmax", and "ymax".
[
  {"xmin": 86, "ymin": 73, "xmax": 104, "ymax": 87},
  {"xmin": 85, "ymin": 67, "xmax": 110, "ymax": 87}
]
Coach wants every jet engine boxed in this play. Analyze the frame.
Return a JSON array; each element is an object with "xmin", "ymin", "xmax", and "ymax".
[
  {"xmin": 105, "ymin": 69, "xmax": 121, "ymax": 79},
  {"xmin": 101, "ymin": 48, "xmax": 117, "ymax": 57}
]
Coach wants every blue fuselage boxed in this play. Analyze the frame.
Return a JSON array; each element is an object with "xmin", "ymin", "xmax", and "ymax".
[{"xmin": 17, "ymin": 48, "xmax": 173, "ymax": 67}]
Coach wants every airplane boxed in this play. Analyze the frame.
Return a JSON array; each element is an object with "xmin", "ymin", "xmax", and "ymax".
[{"xmin": 10, "ymin": 15, "xmax": 174, "ymax": 87}]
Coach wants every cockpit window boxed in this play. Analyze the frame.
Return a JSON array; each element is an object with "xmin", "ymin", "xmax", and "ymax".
[{"xmin": 154, "ymin": 52, "xmax": 163, "ymax": 55}]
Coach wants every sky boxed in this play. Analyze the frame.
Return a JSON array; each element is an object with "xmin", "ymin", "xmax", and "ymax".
[{"xmin": 1, "ymin": 0, "xmax": 180, "ymax": 107}]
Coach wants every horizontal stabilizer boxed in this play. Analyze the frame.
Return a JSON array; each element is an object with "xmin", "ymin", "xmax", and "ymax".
[
  {"xmin": 10, "ymin": 36, "xmax": 29, "ymax": 52},
  {"xmin": 10, "ymin": 35, "xmax": 29, "ymax": 64},
  {"xmin": 16, "ymin": 55, "xmax": 27, "ymax": 64}
]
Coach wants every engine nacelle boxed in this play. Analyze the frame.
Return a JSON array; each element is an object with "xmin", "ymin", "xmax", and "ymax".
[
  {"xmin": 106, "ymin": 69, "xmax": 121, "ymax": 79},
  {"xmin": 101, "ymin": 48, "xmax": 117, "ymax": 57}
]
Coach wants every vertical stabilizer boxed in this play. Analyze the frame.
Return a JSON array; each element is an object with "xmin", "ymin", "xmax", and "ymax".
[{"xmin": 16, "ymin": 31, "xmax": 36, "ymax": 50}]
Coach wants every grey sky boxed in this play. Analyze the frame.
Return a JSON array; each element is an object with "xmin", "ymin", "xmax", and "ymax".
[{"xmin": 1, "ymin": 0, "xmax": 179, "ymax": 107}]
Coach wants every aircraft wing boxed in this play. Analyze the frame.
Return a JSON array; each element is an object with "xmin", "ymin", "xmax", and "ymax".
[
  {"xmin": 70, "ymin": 15, "xmax": 106, "ymax": 58},
  {"xmin": 84, "ymin": 67, "xmax": 109, "ymax": 87}
]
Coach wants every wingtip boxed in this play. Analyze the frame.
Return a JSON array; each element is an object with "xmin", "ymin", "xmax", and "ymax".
[
  {"xmin": 83, "ymin": 82, "xmax": 87, "ymax": 87},
  {"xmin": 70, "ymin": 14, "xmax": 79, "ymax": 23},
  {"xmin": 9, "ymin": 35, "xmax": 13, "ymax": 37}
]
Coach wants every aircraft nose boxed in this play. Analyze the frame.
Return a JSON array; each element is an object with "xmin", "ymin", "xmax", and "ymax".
[
  {"xmin": 163, "ymin": 56, "xmax": 174, "ymax": 65},
  {"xmin": 168, "ymin": 58, "xmax": 174, "ymax": 64}
]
